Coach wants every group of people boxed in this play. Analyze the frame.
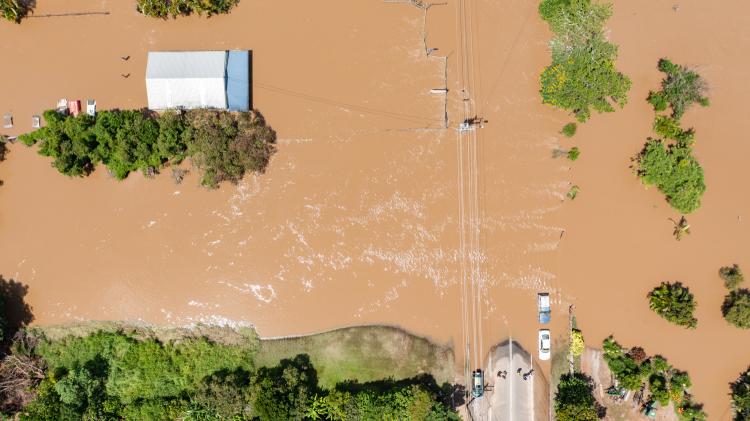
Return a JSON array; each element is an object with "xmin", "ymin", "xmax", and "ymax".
[{"xmin": 496, "ymin": 368, "xmax": 534, "ymax": 381}]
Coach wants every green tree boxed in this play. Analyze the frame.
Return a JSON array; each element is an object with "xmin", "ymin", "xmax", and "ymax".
[
  {"xmin": 250, "ymin": 354, "xmax": 318, "ymax": 420},
  {"xmin": 720, "ymin": 265, "xmax": 745, "ymax": 290},
  {"xmin": 722, "ymin": 289, "xmax": 750, "ymax": 329},
  {"xmin": 635, "ymin": 139, "xmax": 705, "ymax": 214},
  {"xmin": 539, "ymin": 0, "xmax": 631, "ymax": 122},
  {"xmin": 648, "ymin": 282, "xmax": 697, "ymax": 328},
  {"xmin": 647, "ymin": 58, "xmax": 709, "ymax": 120},
  {"xmin": 732, "ymin": 367, "xmax": 750, "ymax": 421},
  {"xmin": 554, "ymin": 373, "xmax": 599, "ymax": 421},
  {"xmin": 186, "ymin": 110, "xmax": 276, "ymax": 188}
]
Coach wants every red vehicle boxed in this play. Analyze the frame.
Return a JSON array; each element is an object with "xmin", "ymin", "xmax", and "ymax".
[{"xmin": 68, "ymin": 100, "xmax": 81, "ymax": 117}]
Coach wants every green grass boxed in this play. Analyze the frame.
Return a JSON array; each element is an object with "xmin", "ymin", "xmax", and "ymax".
[{"xmin": 255, "ymin": 325, "xmax": 454, "ymax": 388}]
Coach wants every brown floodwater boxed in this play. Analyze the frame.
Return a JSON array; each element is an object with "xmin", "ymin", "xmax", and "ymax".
[{"xmin": 1, "ymin": 0, "xmax": 749, "ymax": 418}]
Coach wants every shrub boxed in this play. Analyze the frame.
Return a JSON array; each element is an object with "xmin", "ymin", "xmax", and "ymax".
[
  {"xmin": 647, "ymin": 58, "xmax": 709, "ymax": 120},
  {"xmin": 539, "ymin": 0, "xmax": 631, "ymax": 122},
  {"xmin": 136, "ymin": 0, "xmax": 240, "ymax": 18},
  {"xmin": 570, "ymin": 329, "xmax": 584, "ymax": 357},
  {"xmin": 635, "ymin": 139, "xmax": 705, "ymax": 214},
  {"xmin": 554, "ymin": 373, "xmax": 599, "ymax": 421},
  {"xmin": 561, "ymin": 122, "xmax": 577, "ymax": 137},
  {"xmin": 567, "ymin": 147, "xmax": 580, "ymax": 161},
  {"xmin": 722, "ymin": 289, "xmax": 750, "ymax": 329},
  {"xmin": 732, "ymin": 367, "xmax": 750, "ymax": 421},
  {"xmin": 648, "ymin": 282, "xmax": 697, "ymax": 328},
  {"xmin": 567, "ymin": 185, "xmax": 580, "ymax": 200},
  {"xmin": 720, "ymin": 265, "xmax": 745, "ymax": 290},
  {"xmin": 653, "ymin": 115, "xmax": 695, "ymax": 144}
]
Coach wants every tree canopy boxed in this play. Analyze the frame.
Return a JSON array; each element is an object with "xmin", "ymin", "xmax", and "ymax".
[
  {"xmin": 8, "ymin": 330, "xmax": 459, "ymax": 420},
  {"xmin": 635, "ymin": 59, "xmax": 708, "ymax": 214},
  {"xmin": 602, "ymin": 336, "xmax": 706, "ymax": 420},
  {"xmin": 539, "ymin": 0, "xmax": 631, "ymax": 122},
  {"xmin": 648, "ymin": 282, "xmax": 698, "ymax": 329},
  {"xmin": 732, "ymin": 367, "xmax": 750, "ymax": 421},
  {"xmin": 136, "ymin": 0, "xmax": 240, "ymax": 18},
  {"xmin": 18, "ymin": 109, "xmax": 276, "ymax": 188},
  {"xmin": 554, "ymin": 373, "xmax": 599, "ymax": 421},
  {"xmin": 722, "ymin": 289, "xmax": 750, "ymax": 329}
]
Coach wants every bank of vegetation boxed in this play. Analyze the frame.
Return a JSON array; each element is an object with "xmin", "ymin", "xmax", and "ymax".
[
  {"xmin": 602, "ymin": 336, "xmax": 706, "ymax": 420},
  {"xmin": 634, "ymin": 59, "xmax": 708, "ymax": 214},
  {"xmin": 648, "ymin": 282, "xmax": 697, "ymax": 329},
  {"xmin": 0, "ymin": 323, "xmax": 459, "ymax": 420},
  {"xmin": 19, "ymin": 109, "xmax": 276, "ymax": 188},
  {"xmin": 136, "ymin": 0, "xmax": 240, "ymax": 18},
  {"xmin": 538, "ymin": 0, "xmax": 631, "ymax": 124}
]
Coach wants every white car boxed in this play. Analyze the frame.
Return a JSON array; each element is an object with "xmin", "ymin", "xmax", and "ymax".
[{"xmin": 538, "ymin": 329, "xmax": 551, "ymax": 360}]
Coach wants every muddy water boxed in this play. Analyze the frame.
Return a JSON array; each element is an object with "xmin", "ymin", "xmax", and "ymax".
[{"xmin": 0, "ymin": 0, "xmax": 748, "ymax": 418}]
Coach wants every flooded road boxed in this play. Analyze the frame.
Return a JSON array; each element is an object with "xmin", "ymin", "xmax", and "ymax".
[{"xmin": 1, "ymin": 0, "xmax": 750, "ymax": 418}]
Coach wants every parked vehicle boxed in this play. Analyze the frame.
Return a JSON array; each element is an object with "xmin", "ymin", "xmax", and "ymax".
[
  {"xmin": 538, "ymin": 292, "xmax": 551, "ymax": 324},
  {"xmin": 471, "ymin": 369, "xmax": 484, "ymax": 398},
  {"xmin": 538, "ymin": 329, "xmax": 551, "ymax": 360}
]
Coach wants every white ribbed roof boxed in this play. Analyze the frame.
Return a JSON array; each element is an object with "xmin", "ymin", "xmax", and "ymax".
[
  {"xmin": 146, "ymin": 51, "xmax": 227, "ymax": 79},
  {"xmin": 146, "ymin": 51, "xmax": 229, "ymax": 110}
]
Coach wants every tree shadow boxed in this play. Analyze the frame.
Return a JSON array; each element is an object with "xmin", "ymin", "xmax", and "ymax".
[
  {"xmin": 0, "ymin": 276, "xmax": 34, "ymax": 353},
  {"xmin": 10, "ymin": 0, "xmax": 36, "ymax": 22}
]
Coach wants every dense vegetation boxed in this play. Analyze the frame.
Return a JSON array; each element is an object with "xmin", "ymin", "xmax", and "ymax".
[
  {"xmin": 554, "ymin": 373, "xmax": 599, "ymax": 421},
  {"xmin": 722, "ymin": 289, "xmax": 750, "ymax": 329},
  {"xmin": 19, "ymin": 109, "xmax": 276, "ymax": 188},
  {"xmin": 648, "ymin": 282, "xmax": 698, "ymax": 328},
  {"xmin": 0, "ymin": 0, "xmax": 31, "ymax": 23},
  {"xmin": 0, "ymin": 328, "xmax": 458, "ymax": 420},
  {"xmin": 635, "ymin": 59, "xmax": 707, "ymax": 214},
  {"xmin": 136, "ymin": 0, "xmax": 240, "ymax": 18},
  {"xmin": 732, "ymin": 367, "xmax": 750, "ymax": 421},
  {"xmin": 602, "ymin": 337, "xmax": 706, "ymax": 420},
  {"xmin": 538, "ymin": 0, "xmax": 631, "ymax": 122},
  {"xmin": 721, "ymin": 265, "xmax": 745, "ymax": 290}
]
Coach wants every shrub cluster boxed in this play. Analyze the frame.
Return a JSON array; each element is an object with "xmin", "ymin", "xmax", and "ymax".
[
  {"xmin": 136, "ymin": 0, "xmax": 240, "ymax": 18},
  {"xmin": 732, "ymin": 367, "xmax": 750, "ymax": 421},
  {"xmin": 538, "ymin": 0, "xmax": 631, "ymax": 122},
  {"xmin": 14, "ymin": 330, "xmax": 459, "ymax": 420},
  {"xmin": 648, "ymin": 282, "xmax": 698, "ymax": 329},
  {"xmin": 635, "ymin": 59, "xmax": 707, "ymax": 214},
  {"xmin": 602, "ymin": 337, "xmax": 706, "ymax": 420},
  {"xmin": 19, "ymin": 109, "xmax": 276, "ymax": 188}
]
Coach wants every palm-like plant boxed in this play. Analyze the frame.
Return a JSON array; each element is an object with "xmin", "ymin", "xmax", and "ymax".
[
  {"xmin": 669, "ymin": 216, "xmax": 690, "ymax": 240},
  {"xmin": 0, "ymin": 0, "xmax": 28, "ymax": 23},
  {"xmin": 648, "ymin": 282, "xmax": 697, "ymax": 328}
]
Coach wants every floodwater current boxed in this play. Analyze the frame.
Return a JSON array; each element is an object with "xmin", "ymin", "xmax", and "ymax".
[{"xmin": 1, "ymin": 0, "xmax": 750, "ymax": 418}]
